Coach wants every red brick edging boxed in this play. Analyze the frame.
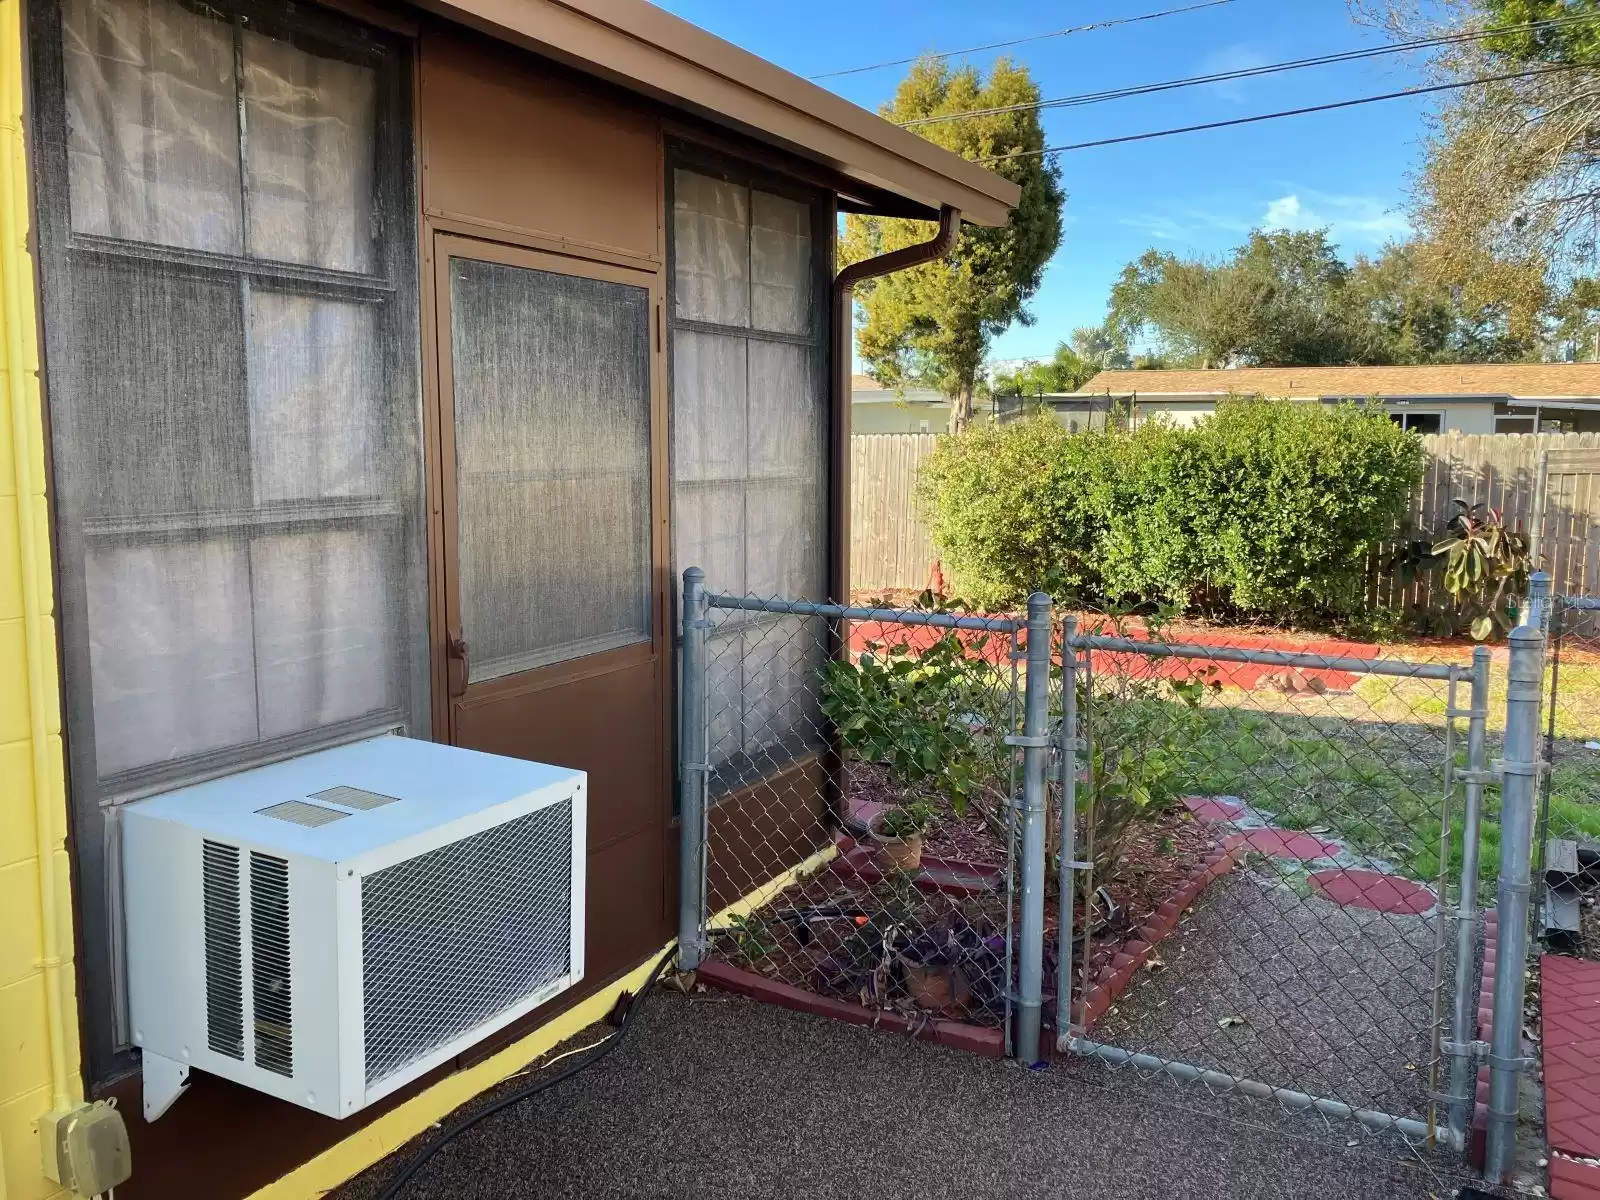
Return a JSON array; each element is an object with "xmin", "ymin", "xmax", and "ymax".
[
  {"xmin": 693, "ymin": 958, "xmax": 1005, "ymax": 1057},
  {"xmin": 1468, "ymin": 907, "xmax": 1498, "ymax": 1169},
  {"xmin": 694, "ymin": 836, "xmax": 1245, "ymax": 1059},
  {"xmin": 1066, "ymin": 839, "xmax": 1249, "ymax": 1033}
]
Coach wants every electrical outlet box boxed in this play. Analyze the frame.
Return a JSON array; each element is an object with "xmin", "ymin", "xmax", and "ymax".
[{"xmin": 40, "ymin": 1101, "xmax": 132, "ymax": 1196}]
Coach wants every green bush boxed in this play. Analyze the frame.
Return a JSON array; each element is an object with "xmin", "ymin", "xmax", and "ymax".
[
  {"xmin": 917, "ymin": 398, "xmax": 1424, "ymax": 623},
  {"xmin": 915, "ymin": 416, "xmax": 1109, "ymax": 607}
]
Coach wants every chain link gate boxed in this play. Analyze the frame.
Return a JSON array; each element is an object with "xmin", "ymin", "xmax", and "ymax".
[
  {"xmin": 1534, "ymin": 577, "xmax": 1600, "ymax": 953},
  {"xmin": 673, "ymin": 568, "xmax": 1540, "ymax": 1178},
  {"xmin": 1052, "ymin": 620, "xmax": 1491, "ymax": 1151}
]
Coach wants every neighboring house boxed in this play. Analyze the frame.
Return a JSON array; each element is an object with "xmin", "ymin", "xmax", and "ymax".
[
  {"xmin": 0, "ymin": 2, "xmax": 1017, "ymax": 1198},
  {"xmin": 851, "ymin": 374, "xmax": 952, "ymax": 433},
  {"xmin": 1076, "ymin": 363, "xmax": 1600, "ymax": 434},
  {"xmin": 995, "ymin": 391, "xmax": 1117, "ymax": 432}
]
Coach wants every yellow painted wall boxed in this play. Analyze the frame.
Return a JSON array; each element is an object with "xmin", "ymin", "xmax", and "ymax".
[{"xmin": 0, "ymin": 2, "xmax": 81, "ymax": 1199}]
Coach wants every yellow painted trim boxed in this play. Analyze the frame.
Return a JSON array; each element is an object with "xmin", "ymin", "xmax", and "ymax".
[
  {"xmin": 708, "ymin": 844, "xmax": 837, "ymax": 930},
  {"xmin": 243, "ymin": 947, "xmax": 673, "ymax": 1200},
  {"xmin": 248, "ymin": 842, "xmax": 839, "ymax": 1198},
  {"xmin": 0, "ymin": 0, "xmax": 79, "ymax": 1133}
]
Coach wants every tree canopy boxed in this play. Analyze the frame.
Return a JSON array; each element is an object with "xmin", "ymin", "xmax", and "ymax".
[
  {"xmin": 1364, "ymin": 0, "xmax": 1600, "ymax": 358},
  {"xmin": 1102, "ymin": 228, "xmax": 1536, "ymax": 367},
  {"xmin": 843, "ymin": 57, "xmax": 1065, "ymax": 429}
]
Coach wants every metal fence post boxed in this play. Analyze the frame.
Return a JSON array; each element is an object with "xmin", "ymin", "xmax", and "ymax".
[
  {"xmin": 1448, "ymin": 645, "xmax": 1491, "ymax": 1149},
  {"xmin": 1522, "ymin": 569, "xmax": 1551, "ymax": 634},
  {"xmin": 678, "ymin": 567, "xmax": 708, "ymax": 971},
  {"xmin": 1014, "ymin": 592, "xmax": 1052, "ymax": 1064},
  {"xmin": 1056, "ymin": 616, "xmax": 1079, "ymax": 1046},
  {"xmin": 1485, "ymin": 624, "xmax": 1545, "ymax": 1181}
]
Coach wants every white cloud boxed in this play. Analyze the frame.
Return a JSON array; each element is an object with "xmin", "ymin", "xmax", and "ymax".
[
  {"xmin": 1260, "ymin": 188, "xmax": 1410, "ymax": 245},
  {"xmin": 1198, "ymin": 44, "xmax": 1270, "ymax": 104}
]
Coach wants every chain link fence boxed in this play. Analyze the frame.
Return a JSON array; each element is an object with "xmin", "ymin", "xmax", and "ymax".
[
  {"xmin": 1536, "ymin": 580, "xmax": 1600, "ymax": 957},
  {"xmin": 676, "ymin": 570, "xmax": 1541, "ymax": 1177},
  {"xmin": 676, "ymin": 571, "xmax": 1041, "ymax": 1051},
  {"xmin": 1049, "ymin": 612, "xmax": 1491, "ymax": 1152}
]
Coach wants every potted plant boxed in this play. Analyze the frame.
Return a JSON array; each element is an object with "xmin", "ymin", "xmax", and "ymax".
[{"xmin": 868, "ymin": 799, "xmax": 938, "ymax": 872}]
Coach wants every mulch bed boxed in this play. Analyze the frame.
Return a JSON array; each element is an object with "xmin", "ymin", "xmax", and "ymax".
[{"xmin": 703, "ymin": 769, "xmax": 1225, "ymax": 1038}]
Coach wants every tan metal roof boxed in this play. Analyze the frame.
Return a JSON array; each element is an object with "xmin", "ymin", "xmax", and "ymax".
[
  {"xmin": 1077, "ymin": 363, "xmax": 1600, "ymax": 400},
  {"xmin": 424, "ymin": 0, "xmax": 1021, "ymax": 226}
]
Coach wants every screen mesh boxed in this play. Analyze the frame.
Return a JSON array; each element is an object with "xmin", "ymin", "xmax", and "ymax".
[{"xmin": 360, "ymin": 802, "xmax": 576, "ymax": 1088}]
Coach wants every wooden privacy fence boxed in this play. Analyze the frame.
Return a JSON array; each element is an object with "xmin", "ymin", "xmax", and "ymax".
[{"xmin": 849, "ymin": 431, "xmax": 1600, "ymax": 602}]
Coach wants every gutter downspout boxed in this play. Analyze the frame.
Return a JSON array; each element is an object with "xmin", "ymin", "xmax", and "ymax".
[
  {"xmin": 1, "ymin": 0, "xmax": 75, "ymax": 1121},
  {"xmin": 829, "ymin": 203, "xmax": 960, "ymax": 601}
]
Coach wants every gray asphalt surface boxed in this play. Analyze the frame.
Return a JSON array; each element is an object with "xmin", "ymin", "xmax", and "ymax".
[
  {"xmin": 337, "ymin": 987, "xmax": 1488, "ymax": 1200},
  {"xmin": 1095, "ymin": 866, "xmax": 1443, "ymax": 1121}
]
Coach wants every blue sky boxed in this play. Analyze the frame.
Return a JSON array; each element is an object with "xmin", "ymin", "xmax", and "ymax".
[{"xmin": 654, "ymin": 0, "xmax": 1442, "ymax": 362}]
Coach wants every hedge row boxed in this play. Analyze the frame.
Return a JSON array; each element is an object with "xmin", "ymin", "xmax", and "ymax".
[{"xmin": 915, "ymin": 398, "xmax": 1425, "ymax": 621}]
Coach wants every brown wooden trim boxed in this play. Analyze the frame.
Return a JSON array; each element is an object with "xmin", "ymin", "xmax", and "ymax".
[
  {"xmin": 660, "ymin": 115, "xmax": 938, "ymax": 222},
  {"xmin": 430, "ymin": 232, "xmax": 667, "ymax": 741},
  {"xmin": 426, "ymin": 210, "xmax": 663, "ymax": 270},
  {"xmin": 407, "ymin": 0, "xmax": 1018, "ymax": 224},
  {"xmin": 455, "ymin": 639, "xmax": 656, "ymax": 708}
]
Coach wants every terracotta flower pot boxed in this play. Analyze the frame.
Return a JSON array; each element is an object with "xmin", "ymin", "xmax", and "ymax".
[
  {"xmin": 869, "ymin": 810, "xmax": 926, "ymax": 872},
  {"xmin": 899, "ymin": 956, "xmax": 974, "ymax": 1013}
]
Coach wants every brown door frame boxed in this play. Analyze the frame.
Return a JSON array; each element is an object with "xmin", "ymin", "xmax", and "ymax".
[{"xmin": 424, "ymin": 230, "xmax": 671, "ymax": 748}]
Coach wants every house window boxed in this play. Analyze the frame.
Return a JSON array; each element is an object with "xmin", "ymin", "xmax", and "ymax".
[
  {"xmin": 668, "ymin": 162, "xmax": 828, "ymax": 780},
  {"xmin": 32, "ymin": 0, "xmax": 423, "ymax": 1078},
  {"xmin": 1390, "ymin": 411, "xmax": 1444, "ymax": 434},
  {"xmin": 1495, "ymin": 414, "xmax": 1537, "ymax": 434}
]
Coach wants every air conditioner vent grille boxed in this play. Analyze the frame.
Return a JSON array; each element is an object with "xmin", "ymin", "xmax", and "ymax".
[
  {"xmin": 250, "ymin": 852, "xmax": 293, "ymax": 1077},
  {"xmin": 258, "ymin": 800, "xmax": 347, "ymax": 827},
  {"xmin": 361, "ymin": 801, "xmax": 574, "ymax": 1087},
  {"xmin": 201, "ymin": 840, "xmax": 244, "ymax": 1060},
  {"xmin": 311, "ymin": 785, "xmax": 398, "ymax": 811}
]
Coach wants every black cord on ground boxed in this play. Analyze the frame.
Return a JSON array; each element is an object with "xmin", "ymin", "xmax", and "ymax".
[{"xmin": 371, "ymin": 943, "xmax": 683, "ymax": 1200}]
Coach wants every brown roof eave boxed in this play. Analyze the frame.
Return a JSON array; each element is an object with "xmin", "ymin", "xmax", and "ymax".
[{"xmin": 418, "ymin": 0, "xmax": 1021, "ymax": 226}]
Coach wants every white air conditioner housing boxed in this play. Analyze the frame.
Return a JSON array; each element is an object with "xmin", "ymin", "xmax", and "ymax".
[{"xmin": 123, "ymin": 735, "xmax": 586, "ymax": 1121}]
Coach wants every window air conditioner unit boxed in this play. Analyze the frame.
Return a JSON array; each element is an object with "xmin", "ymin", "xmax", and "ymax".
[{"xmin": 123, "ymin": 736, "xmax": 586, "ymax": 1121}]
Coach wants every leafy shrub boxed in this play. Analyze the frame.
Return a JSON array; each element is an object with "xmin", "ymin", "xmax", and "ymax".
[
  {"xmin": 818, "ymin": 611, "xmax": 1011, "ymax": 816},
  {"xmin": 918, "ymin": 399, "xmax": 1424, "ymax": 624},
  {"xmin": 915, "ymin": 416, "xmax": 1111, "ymax": 607},
  {"xmin": 1071, "ymin": 608, "xmax": 1213, "ymax": 871},
  {"xmin": 1432, "ymin": 501, "xmax": 1531, "ymax": 640}
]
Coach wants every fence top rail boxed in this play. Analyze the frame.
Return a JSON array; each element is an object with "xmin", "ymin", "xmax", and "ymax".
[
  {"xmin": 1069, "ymin": 633, "xmax": 1460, "ymax": 680},
  {"xmin": 703, "ymin": 591, "xmax": 1028, "ymax": 633}
]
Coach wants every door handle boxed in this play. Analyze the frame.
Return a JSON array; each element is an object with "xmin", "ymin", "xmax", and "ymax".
[{"xmin": 447, "ymin": 634, "xmax": 469, "ymax": 696}]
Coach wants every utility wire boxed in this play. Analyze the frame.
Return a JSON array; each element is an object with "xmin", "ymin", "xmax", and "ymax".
[
  {"xmin": 809, "ymin": 0, "xmax": 1234, "ymax": 80},
  {"xmin": 902, "ymin": 10, "xmax": 1600, "ymax": 128},
  {"xmin": 976, "ymin": 63, "xmax": 1576, "ymax": 161}
]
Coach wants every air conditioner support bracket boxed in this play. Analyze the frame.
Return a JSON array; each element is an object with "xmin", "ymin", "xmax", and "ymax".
[{"xmin": 142, "ymin": 1051, "xmax": 189, "ymax": 1122}]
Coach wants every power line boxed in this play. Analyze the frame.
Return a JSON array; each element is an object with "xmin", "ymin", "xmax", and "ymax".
[
  {"xmin": 975, "ymin": 63, "xmax": 1576, "ymax": 161},
  {"xmin": 808, "ymin": 0, "xmax": 1234, "ymax": 81},
  {"xmin": 900, "ymin": 11, "xmax": 1600, "ymax": 128}
]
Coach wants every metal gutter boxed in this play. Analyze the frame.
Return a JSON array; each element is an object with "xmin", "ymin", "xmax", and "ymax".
[{"xmin": 830, "ymin": 204, "xmax": 960, "ymax": 599}]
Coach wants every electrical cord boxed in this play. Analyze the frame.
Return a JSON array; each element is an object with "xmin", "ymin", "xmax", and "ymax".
[{"xmin": 371, "ymin": 943, "xmax": 684, "ymax": 1200}]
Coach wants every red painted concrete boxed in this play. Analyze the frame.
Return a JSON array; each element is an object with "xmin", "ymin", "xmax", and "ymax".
[
  {"xmin": 843, "ymin": 621, "xmax": 1381, "ymax": 691},
  {"xmin": 694, "ymin": 959, "xmax": 1006, "ymax": 1058},
  {"xmin": 1181, "ymin": 795, "xmax": 1244, "ymax": 822},
  {"xmin": 1542, "ymin": 954, "xmax": 1600, "ymax": 1163},
  {"xmin": 1223, "ymin": 828, "xmax": 1342, "ymax": 860},
  {"xmin": 1307, "ymin": 869, "xmax": 1435, "ymax": 915},
  {"xmin": 1550, "ymin": 1155, "xmax": 1600, "ymax": 1200}
]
